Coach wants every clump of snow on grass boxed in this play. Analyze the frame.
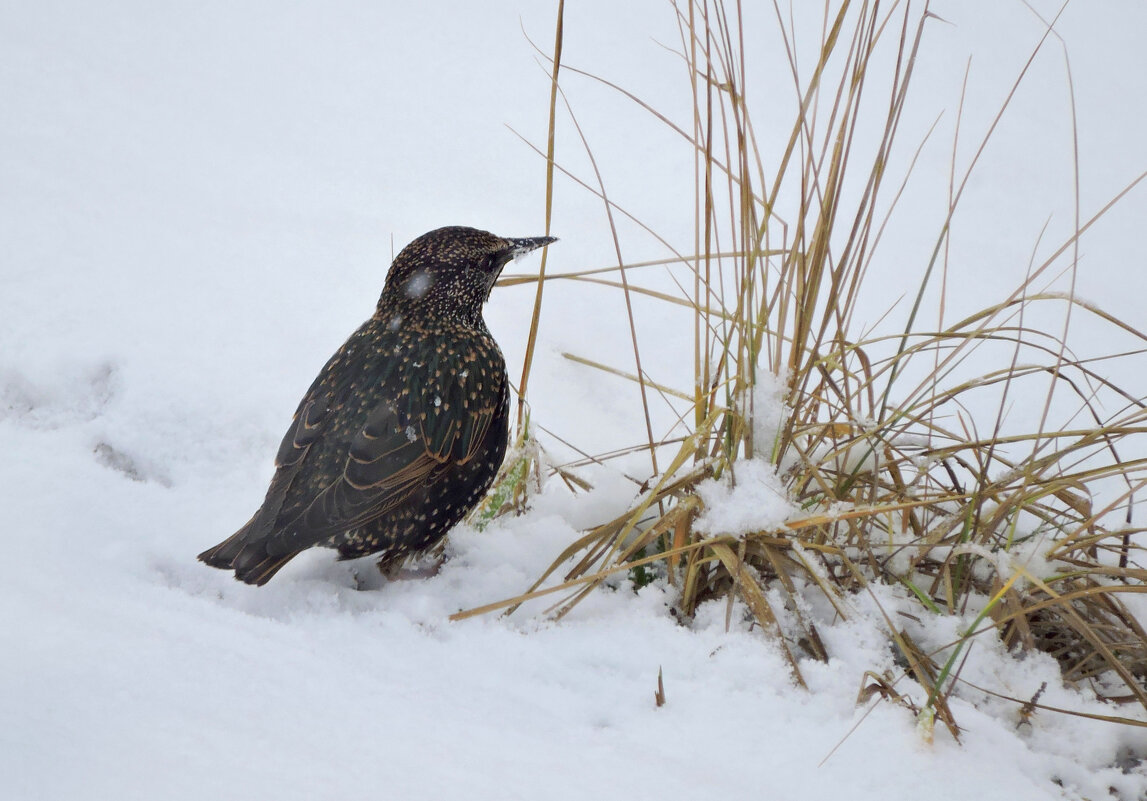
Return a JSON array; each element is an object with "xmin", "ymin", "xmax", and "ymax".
[
  {"xmin": 1004, "ymin": 531, "xmax": 1069, "ymax": 584},
  {"xmin": 750, "ymin": 369, "xmax": 790, "ymax": 462},
  {"xmin": 694, "ymin": 457, "xmax": 798, "ymax": 535}
]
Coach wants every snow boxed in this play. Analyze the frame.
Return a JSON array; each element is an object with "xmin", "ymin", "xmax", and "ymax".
[
  {"xmin": 694, "ymin": 458, "xmax": 797, "ymax": 536},
  {"xmin": 4, "ymin": 2, "xmax": 1147, "ymax": 800},
  {"xmin": 404, "ymin": 271, "xmax": 432, "ymax": 299}
]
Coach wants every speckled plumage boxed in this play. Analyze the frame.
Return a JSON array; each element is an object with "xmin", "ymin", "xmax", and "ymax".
[{"xmin": 198, "ymin": 226, "xmax": 555, "ymax": 585}]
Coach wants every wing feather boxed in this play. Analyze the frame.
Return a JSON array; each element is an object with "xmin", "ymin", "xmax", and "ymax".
[{"xmin": 259, "ymin": 331, "xmax": 507, "ymax": 556}]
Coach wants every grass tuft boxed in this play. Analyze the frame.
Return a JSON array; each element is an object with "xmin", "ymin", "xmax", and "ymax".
[{"xmin": 469, "ymin": 0, "xmax": 1147, "ymax": 733}]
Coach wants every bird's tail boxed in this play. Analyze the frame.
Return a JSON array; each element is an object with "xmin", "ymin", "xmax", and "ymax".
[{"xmin": 197, "ymin": 518, "xmax": 300, "ymax": 586}]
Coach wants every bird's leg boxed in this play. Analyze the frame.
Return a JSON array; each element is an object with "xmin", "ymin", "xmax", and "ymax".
[{"xmin": 377, "ymin": 543, "xmax": 448, "ymax": 580}]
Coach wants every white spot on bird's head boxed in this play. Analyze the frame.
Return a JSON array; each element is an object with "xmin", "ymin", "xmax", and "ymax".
[
  {"xmin": 405, "ymin": 271, "xmax": 433, "ymax": 299},
  {"xmin": 388, "ymin": 314, "xmax": 403, "ymax": 331}
]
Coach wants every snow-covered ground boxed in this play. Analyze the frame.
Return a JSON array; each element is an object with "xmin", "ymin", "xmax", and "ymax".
[{"xmin": 4, "ymin": 2, "xmax": 1147, "ymax": 799}]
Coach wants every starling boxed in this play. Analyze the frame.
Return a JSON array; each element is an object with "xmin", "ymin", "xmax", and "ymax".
[{"xmin": 198, "ymin": 226, "xmax": 555, "ymax": 585}]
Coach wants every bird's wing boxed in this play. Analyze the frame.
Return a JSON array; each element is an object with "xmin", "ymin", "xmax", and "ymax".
[
  {"xmin": 263, "ymin": 356, "xmax": 505, "ymax": 556},
  {"xmin": 228, "ymin": 388, "xmax": 331, "ymax": 548},
  {"xmin": 406, "ymin": 346, "xmax": 502, "ymax": 464}
]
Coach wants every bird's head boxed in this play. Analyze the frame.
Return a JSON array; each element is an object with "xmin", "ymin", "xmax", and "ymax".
[{"xmin": 377, "ymin": 226, "xmax": 556, "ymax": 326}]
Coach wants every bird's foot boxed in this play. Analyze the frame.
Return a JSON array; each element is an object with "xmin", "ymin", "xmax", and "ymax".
[{"xmin": 378, "ymin": 550, "xmax": 446, "ymax": 580}]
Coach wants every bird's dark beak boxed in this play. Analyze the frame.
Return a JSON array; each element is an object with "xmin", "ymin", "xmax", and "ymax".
[
  {"xmin": 487, "ymin": 236, "xmax": 556, "ymax": 300},
  {"xmin": 507, "ymin": 235, "xmax": 557, "ymax": 262}
]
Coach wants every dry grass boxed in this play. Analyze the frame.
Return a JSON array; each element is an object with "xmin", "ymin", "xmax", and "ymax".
[{"xmin": 465, "ymin": 0, "xmax": 1147, "ymax": 735}]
